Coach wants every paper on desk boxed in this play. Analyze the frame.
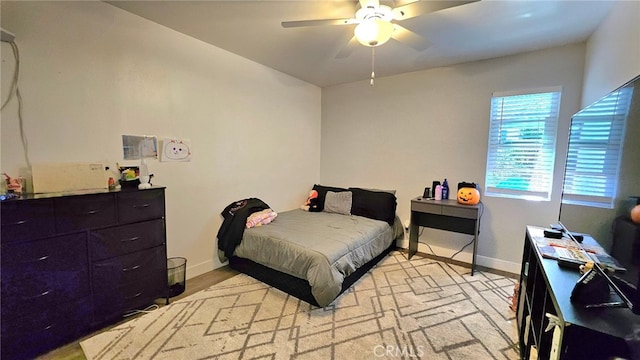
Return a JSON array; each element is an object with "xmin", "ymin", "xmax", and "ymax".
[
  {"xmin": 531, "ymin": 227, "xmax": 625, "ymax": 271},
  {"xmin": 531, "ymin": 227, "xmax": 606, "ymax": 256}
]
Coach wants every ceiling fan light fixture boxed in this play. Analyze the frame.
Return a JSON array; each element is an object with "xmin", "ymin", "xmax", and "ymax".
[{"xmin": 354, "ymin": 18, "xmax": 393, "ymax": 47}]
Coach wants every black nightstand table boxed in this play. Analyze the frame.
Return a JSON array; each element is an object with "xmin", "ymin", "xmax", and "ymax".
[{"xmin": 409, "ymin": 197, "xmax": 480, "ymax": 275}]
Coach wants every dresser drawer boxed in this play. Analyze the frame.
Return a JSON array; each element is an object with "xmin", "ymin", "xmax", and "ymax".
[
  {"xmin": 1, "ymin": 296, "xmax": 92, "ymax": 360},
  {"xmin": 1, "ymin": 198, "xmax": 55, "ymax": 243},
  {"xmin": 441, "ymin": 205, "xmax": 478, "ymax": 219},
  {"xmin": 90, "ymin": 219, "xmax": 165, "ymax": 261},
  {"xmin": 1, "ymin": 295, "xmax": 92, "ymax": 337},
  {"xmin": 118, "ymin": 189, "xmax": 165, "ymax": 224},
  {"xmin": 92, "ymin": 246, "xmax": 167, "ymax": 320},
  {"xmin": 55, "ymin": 193, "xmax": 116, "ymax": 233},
  {"xmin": 1, "ymin": 233, "xmax": 89, "ymax": 306},
  {"xmin": 411, "ymin": 200, "xmax": 441, "ymax": 214}
]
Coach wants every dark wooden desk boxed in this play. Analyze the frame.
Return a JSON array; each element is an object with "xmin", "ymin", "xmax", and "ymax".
[
  {"xmin": 409, "ymin": 197, "xmax": 480, "ymax": 275},
  {"xmin": 517, "ymin": 226, "xmax": 640, "ymax": 359}
]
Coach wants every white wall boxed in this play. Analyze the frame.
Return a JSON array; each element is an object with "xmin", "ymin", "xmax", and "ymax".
[
  {"xmin": 0, "ymin": 1, "xmax": 321, "ymax": 278},
  {"xmin": 320, "ymin": 0, "xmax": 640, "ymax": 274},
  {"xmin": 582, "ymin": 0, "xmax": 640, "ymax": 106},
  {"xmin": 321, "ymin": 44, "xmax": 586, "ymax": 273},
  {"xmin": 2, "ymin": 1, "xmax": 637, "ymax": 279}
]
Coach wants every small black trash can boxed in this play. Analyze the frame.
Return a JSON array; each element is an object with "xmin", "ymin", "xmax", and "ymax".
[{"xmin": 167, "ymin": 257, "xmax": 187, "ymax": 299}]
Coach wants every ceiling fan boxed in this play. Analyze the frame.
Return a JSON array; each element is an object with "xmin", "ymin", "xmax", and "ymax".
[{"xmin": 282, "ymin": 0, "xmax": 478, "ymax": 58}]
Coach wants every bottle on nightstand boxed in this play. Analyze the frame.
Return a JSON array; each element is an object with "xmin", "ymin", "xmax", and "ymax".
[
  {"xmin": 434, "ymin": 185, "xmax": 443, "ymax": 200},
  {"xmin": 442, "ymin": 179, "xmax": 449, "ymax": 199}
]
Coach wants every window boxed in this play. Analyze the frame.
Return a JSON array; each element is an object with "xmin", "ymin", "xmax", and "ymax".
[
  {"xmin": 561, "ymin": 86, "xmax": 632, "ymax": 208},
  {"xmin": 485, "ymin": 88, "xmax": 562, "ymax": 201}
]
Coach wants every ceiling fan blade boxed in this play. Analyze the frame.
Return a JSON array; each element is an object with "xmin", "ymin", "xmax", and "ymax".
[
  {"xmin": 391, "ymin": 24, "xmax": 430, "ymax": 51},
  {"xmin": 335, "ymin": 36, "xmax": 360, "ymax": 59},
  {"xmin": 392, "ymin": 0, "xmax": 478, "ymax": 21},
  {"xmin": 281, "ymin": 18, "xmax": 357, "ymax": 28}
]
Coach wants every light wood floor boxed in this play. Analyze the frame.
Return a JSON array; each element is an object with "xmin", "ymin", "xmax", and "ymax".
[{"xmin": 38, "ymin": 266, "xmax": 240, "ymax": 360}]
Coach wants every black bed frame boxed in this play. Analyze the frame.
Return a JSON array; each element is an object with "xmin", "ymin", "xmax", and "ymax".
[{"xmin": 228, "ymin": 242, "xmax": 397, "ymax": 307}]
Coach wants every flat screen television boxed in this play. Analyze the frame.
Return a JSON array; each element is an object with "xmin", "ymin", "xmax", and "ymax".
[{"xmin": 559, "ymin": 74, "xmax": 640, "ymax": 288}]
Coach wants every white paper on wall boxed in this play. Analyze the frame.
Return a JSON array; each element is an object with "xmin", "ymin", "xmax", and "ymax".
[{"xmin": 161, "ymin": 138, "xmax": 192, "ymax": 162}]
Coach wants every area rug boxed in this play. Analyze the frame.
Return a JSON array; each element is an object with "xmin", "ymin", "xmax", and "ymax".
[{"xmin": 80, "ymin": 252, "xmax": 519, "ymax": 359}]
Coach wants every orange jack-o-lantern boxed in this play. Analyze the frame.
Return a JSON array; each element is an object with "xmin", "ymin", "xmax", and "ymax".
[
  {"xmin": 457, "ymin": 187, "xmax": 480, "ymax": 205},
  {"xmin": 631, "ymin": 205, "xmax": 640, "ymax": 224}
]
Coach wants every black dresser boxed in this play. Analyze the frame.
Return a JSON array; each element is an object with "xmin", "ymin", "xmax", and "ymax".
[{"xmin": 1, "ymin": 187, "xmax": 168, "ymax": 360}]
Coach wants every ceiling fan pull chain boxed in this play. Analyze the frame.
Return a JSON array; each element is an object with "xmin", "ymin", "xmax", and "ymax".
[{"xmin": 370, "ymin": 47, "xmax": 375, "ymax": 86}]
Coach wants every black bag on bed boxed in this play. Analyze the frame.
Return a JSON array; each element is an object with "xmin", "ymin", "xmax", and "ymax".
[{"xmin": 217, "ymin": 198, "xmax": 270, "ymax": 261}]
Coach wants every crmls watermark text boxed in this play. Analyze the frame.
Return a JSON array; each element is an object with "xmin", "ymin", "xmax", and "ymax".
[{"xmin": 373, "ymin": 345, "xmax": 425, "ymax": 358}]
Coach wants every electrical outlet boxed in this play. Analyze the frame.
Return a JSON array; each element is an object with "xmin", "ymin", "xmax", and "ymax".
[{"xmin": 403, "ymin": 219, "xmax": 410, "ymax": 231}]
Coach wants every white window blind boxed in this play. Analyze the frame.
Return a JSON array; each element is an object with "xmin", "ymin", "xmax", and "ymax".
[
  {"xmin": 485, "ymin": 88, "xmax": 562, "ymax": 201},
  {"xmin": 561, "ymin": 86, "xmax": 632, "ymax": 208}
]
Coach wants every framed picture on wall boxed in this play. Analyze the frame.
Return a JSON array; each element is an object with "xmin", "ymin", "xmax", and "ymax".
[{"xmin": 122, "ymin": 135, "xmax": 158, "ymax": 160}]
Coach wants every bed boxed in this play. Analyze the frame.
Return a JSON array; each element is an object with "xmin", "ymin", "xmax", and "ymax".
[{"xmin": 218, "ymin": 186, "xmax": 403, "ymax": 307}]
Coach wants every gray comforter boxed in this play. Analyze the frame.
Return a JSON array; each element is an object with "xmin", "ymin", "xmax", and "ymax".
[{"xmin": 233, "ymin": 209, "xmax": 399, "ymax": 307}]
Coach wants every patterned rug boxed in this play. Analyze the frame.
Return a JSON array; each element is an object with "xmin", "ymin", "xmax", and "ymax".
[{"xmin": 80, "ymin": 252, "xmax": 519, "ymax": 359}]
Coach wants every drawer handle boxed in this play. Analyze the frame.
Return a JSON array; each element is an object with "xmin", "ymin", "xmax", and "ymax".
[
  {"xmin": 7, "ymin": 220, "xmax": 27, "ymax": 226},
  {"xmin": 122, "ymin": 264, "xmax": 141, "ymax": 272},
  {"xmin": 23, "ymin": 289, "xmax": 52, "ymax": 300},
  {"xmin": 87, "ymin": 209, "xmax": 101, "ymax": 215},
  {"xmin": 121, "ymin": 236, "xmax": 140, "ymax": 243},
  {"xmin": 133, "ymin": 204, "xmax": 150, "ymax": 209},
  {"xmin": 125, "ymin": 291, "xmax": 143, "ymax": 300},
  {"xmin": 21, "ymin": 255, "xmax": 50, "ymax": 264}
]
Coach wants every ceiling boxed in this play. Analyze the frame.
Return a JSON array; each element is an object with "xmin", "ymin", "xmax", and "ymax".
[{"xmin": 105, "ymin": 0, "xmax": 614, "ymax": 88}]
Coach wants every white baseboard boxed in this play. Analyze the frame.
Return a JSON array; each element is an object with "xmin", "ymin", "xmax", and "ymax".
[
  {"xmin": 185, "ymin": 259, "xmax": 216, "ymax": 280},
  {"xmin": 396, "ymin": 238, "xmax": 521, "ymax": 275},
  {"xmin": 476, "ymin": 254, "xmax": 522, "ymax": 274}
]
